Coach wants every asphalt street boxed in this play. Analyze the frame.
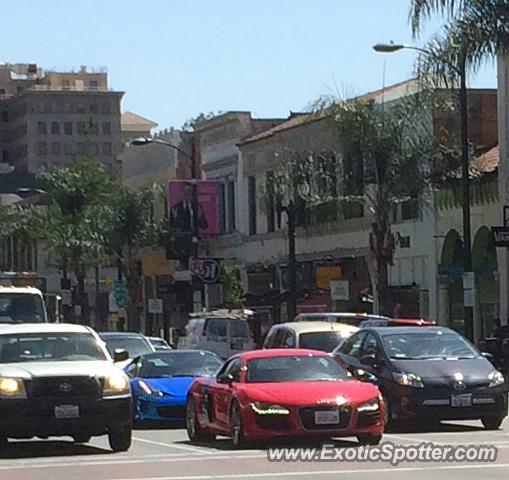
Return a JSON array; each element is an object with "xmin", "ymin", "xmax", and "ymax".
[{"xmin": 1, "ymin": 418, "xmax": 509, "ymax": 480}]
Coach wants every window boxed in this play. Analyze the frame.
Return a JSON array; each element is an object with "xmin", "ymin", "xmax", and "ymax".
[
  {"xmin": 76, "ymin": 104, "xmax": 86, "ymax": 114},
  {"xmin": 64, "ymin": 122, "xmax": 73, "ymax": 135},
  {"xmin": 89, "ymin": 80, "xmax": 98, "ymax": 89},
  {"xmin": 37, "ymin": 141, "xmax": 47, "ymax": 156},
  {"xmin": 77, "ymin": 121, "xmax": 87, "ymax": 135},
  {"xmin": 219, "ymin": 183, "xmax": 226, "ymax": 234},
  {"xmin": 101, "ymin": 102, "xmax": 111, "ymax": 114},
  {"xmin": 282, "ymin": 331, "xmax": 295, "ymax": 348},
  {"xmin": 340, "ymin": 332, "xmax": 366, "ymax": 358},
  {"xmin": 263, "ymin": 329, "xmax": 277, "ymax": 348},
  {"xmin": 0, "ymin": 111, "xmax": 8, "ymax": 122},
  {"xmin": 401, "ymin": 199, "xmax": 419, "ymax": 221},
  {"xmin": 62, "ymin": 79, "xmax": 71, "ymax": 89},
  {"xmin": 205, "ymin": 319, "xmax": 227, "ymax": 338},
  {"xmin": 102, "ymin": 122, "xmax": 111, "ymax": 135},
  {"xmin": 89, "ymin": 103, "xmax": 98, "ymax": 114},
  {"xmin": 51, "ymin": 142, "xmax": 60, "ymax": 155},
  {"xmin": 227, "ymin": 180, "xmax": 236, "ymax": 233},
  {"xmin": 50, "ymin": 121, "xmax": 60, "ymax": 135},
  {"xmin": 362, "ymin": 334, "xmax": 379, "ymax": 357},
  {"xmin": 103, "ymin": 142, "xmax": 112, "ymax": 155},
  {"xmin": 266, "ymin": 171, "xmax": 275, "ymax": 233},
  {"xmin": 37, "ymin": 121, "xmax": 47, "ymax": 135},
  {"xmin": 64, "ymin": 143, "xmax": 74, "ymax": 155},
  {"xmin": 1, "ymin": 151, "xmax": 9, "ymax": 163},
  {"xmin": 76, "ymin": 142, "xmax": 85, "ymax": 154},
  {"xmin": 222, "ymin": 358, "xmax": 242, "ymax": 383},
  {"xmin": 248, "ymin": 176, "xmax": 257, "ymax": 235},
  {"xmin": 271, "ymin": 329, "xmax": 287, "ymax": 348}
]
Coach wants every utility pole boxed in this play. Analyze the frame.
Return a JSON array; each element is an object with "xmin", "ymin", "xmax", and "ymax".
[{"xmin": 287, "ymin": 200, "xmax": 297, "ymax": 322}]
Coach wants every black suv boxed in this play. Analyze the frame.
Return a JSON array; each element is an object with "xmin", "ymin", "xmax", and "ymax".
[{"xmin": 0, "ymin": 323, "xmax": 132, "ymax": 451}]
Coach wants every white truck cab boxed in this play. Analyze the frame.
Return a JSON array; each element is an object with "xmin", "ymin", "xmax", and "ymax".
[{"xmin": 0, "ymin": 286, "xmax": 48, "ymax": 323}]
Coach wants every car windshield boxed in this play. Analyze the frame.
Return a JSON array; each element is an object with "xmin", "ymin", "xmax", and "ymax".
[
  {"xmin": 247, "ymin": 355, "xmax": 349, "ymax": 383},
  {"xmin": 103, "ymin": 335, "xmax": 153, "ymax": 358},
  {"xmin": 382, "ymin": 331, "xmax": 480, "ymax": 360},
  {"xmin": 299, "ymin": 331, "xmax": 351, "ymax": 352},
  {"xmin": 150, "ymin": 339, "xmax": 169, "ymax": 348},
  {"xmin": 0, "ymin": 293, "xmax": 46, "ymax": 323},
  {"xmin": 0, "ymin": 333, "xmax": 108, "ymax": 363},
  {"xmin": 138, "ymin": 352, "xmax": 223, "ymax": 378}
]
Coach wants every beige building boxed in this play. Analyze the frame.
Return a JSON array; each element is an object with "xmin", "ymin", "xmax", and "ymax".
[{"xmin": 0, "ymin": 63, "xmax": 123, "ymax": 175}]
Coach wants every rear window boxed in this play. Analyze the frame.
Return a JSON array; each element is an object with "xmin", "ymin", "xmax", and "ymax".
[
  {"xmin": 230, "ymin": 320, "xmax": 249, "ymax": 338},
  {"xmin": 0, "ymin": 293, "xmax": 46, "ymax": 323},
  {"xmin": 299, "ymin": 331, "xmax": 350, "ymax": 352}
]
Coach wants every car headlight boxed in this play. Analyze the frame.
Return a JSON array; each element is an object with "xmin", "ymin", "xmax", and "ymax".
[
  {"xmin": 0, "ymin": 377, "xmax": 27, "ymax": 399},
  {"xmin": 250, "ymin": 401, "xmax": 290, "ymax": 415},
  {"xmin": 357, "ymin": 398, "xmax": 380, "ymax": 413},
  {"xmin": 138, "ymin": 380, "xmax": 164, "ymax": 397},
  {"xmin": 489, "ymin": 370, "xmax": 505, "ymax": 388},
  {"xmin": 103, "ymin": 373, "xmax": 130, "ymax": 396},
  {"xmin": 393, "ymin": 372, "xmax": 424, "ymax": 388}
]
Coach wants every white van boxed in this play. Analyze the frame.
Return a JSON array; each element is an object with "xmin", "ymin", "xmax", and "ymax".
[{"xmin": 177, "ymin": 311, "xmax": 256, "ymax": 358}]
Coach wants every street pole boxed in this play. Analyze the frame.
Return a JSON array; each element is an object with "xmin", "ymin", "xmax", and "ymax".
[
  {"xmin": 287, "ymin": 201, "xmax": 297, "ymax": 322},
  {"xmin": 459, "ymin": 54, "xmax": 474, "ymax": 342}
]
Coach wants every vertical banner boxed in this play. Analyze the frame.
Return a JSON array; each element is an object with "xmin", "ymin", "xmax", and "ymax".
[{"xmin": 168, "ymin": 180, "xmax": 221, "ymax": 237}]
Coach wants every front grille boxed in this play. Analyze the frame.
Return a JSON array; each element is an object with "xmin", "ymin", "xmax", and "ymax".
[
  {"xmin": 298, "ymin": 406, "xmax": 351, "ymax": 430},
  {"xmin": 157, "ymin": 406, "xmax": 186, "ymax": 418},
  {"xmin": 357, "ymin": 410, "xmax": 381, "ymax": 428},
  {"xmin": 28, "ymin": 376, "xmax": 102, "ymax": 400},
  {"xmin": 254, "ymin": 414, "xmax": 291, "ymax": 431}
]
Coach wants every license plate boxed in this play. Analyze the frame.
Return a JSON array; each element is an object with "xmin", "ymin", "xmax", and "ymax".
[
  {"xmin": 54, "ymin": 405, "xmax": 80, "ymax": 419},
  {"xmin": 451, "ymin": 394, "xmax": 472, "ymax": 407},
  {"xmin": 314, "ymin": 409, "xmax": 340, "ymax": 425}
]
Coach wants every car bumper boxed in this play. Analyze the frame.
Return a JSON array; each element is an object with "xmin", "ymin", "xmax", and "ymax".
[
  {"xmin": 388, "ymin": 385, "xmax": 508, "ymax": 421},
  {"xmin": 135, "ymin": 395, "xmax": 187, "ymax": 422},
  {"xmin": 0, "ymin": 395, "xmax": 132, "ymax": 439},
  {"xmin": 242, "ymin": 404, "xmax": 384, "ymax": 440}
]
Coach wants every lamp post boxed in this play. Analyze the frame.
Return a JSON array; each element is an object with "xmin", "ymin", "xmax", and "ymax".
[{"xmin": 373, "ymin": 42, "xmax": 473, "ymax": 341}]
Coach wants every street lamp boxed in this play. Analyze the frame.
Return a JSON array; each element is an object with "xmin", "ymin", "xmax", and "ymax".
[{"xmin": 373, "ymin": 42, "xmax": 473, "ymax": 341}]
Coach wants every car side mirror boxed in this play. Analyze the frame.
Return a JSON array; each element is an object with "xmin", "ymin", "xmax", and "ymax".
[
  {"xmin": 354, "ymin": 368, "xmax": 378, "ymax": 384},
  {"xmin": 217, "ymin": 373, "xmax": 234, "ymax": 385},
  {"xmin": 482, "ymin": 352, "xmax": 495, "ymax": 362},
  {"xmin": 113, "ymin": 349, "xmax": 129, "ymax": 363}
]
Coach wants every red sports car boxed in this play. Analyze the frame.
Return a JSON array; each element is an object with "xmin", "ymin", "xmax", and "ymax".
[{"xmin": 186, "ymin": 349, "xmax": 384, "ymax": 447}]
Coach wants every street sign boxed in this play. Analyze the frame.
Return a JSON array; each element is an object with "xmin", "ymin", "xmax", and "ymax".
[
  {"xmin": 330, "ymin": 280, "xmax": 349, "ymax": 301},
  {"xmin": 114, "ymin": 280, "xmax": 126, "ymax": 307},
  {"xmin": 190, "ymin": 258, "xmax": 222, "ymax": 284},
  {"xmin": 148, "ymin": 298, "xmax": 163, "ymax": 314},
  {"xmin": 492, "ymin": 226, "xmax": 509, "ymax": 247},
  {"xmin": 108, "ymin": 291, "xmax": 119, "ymax": 313}
]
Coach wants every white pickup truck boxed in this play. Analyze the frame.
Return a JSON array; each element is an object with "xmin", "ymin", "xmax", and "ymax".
[{"xmin": 0, "ymin": 286, "xmax": 48, "ymax": 323}]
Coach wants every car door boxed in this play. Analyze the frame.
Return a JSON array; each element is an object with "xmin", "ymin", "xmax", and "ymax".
[
  {"xmin": 336, "ymin": 331, "xmax": 367, "ymax": 373},
  {"xmin": 209, "ymin": 358, "xmax": 242, "ymax": 432},
  {"xmin": 358, "ymin": 331, "xmax": 392, "ymax": 388}
]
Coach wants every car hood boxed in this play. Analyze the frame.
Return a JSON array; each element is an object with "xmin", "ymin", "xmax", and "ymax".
[
  {"xmin": 0, "ymin": 361, "xmax": 123, "ymax": 379},
  {"xmin": 138, "ymin": 376, "xmax": 197, "ymax": 396},
  {"xmin": 391, "ymin": 357, "xmax": 495, "ymax": 383},
  {"xmin": 241, "ymin": 380, "xmax": 379, "ymax": 406}
]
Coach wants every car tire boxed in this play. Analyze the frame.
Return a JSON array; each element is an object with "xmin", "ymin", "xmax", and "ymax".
[
  {"xmin": 72, "ymin": 434, "xmax": 91, "ymax": 444},
  {"xmin": 186, "ymin": 398, "xmax": 215, "ymax": 443},
  {"xmin": 357, "ymin": 434, "xmax": 382, "ymax": 445},
  {"xmin": 108, "ymin": 426, "xmax": 132, "ymax": 452},
  {"xmin": 230, "ymin": 401, "xmax": 248, "ymax": 448},
  {"xmin": 382, "ymin": 394, "xmax": 391, "ymax": 427},
  {"xmin": 481, "ymin": 416, "xmax": 505, "ymax": 430}
]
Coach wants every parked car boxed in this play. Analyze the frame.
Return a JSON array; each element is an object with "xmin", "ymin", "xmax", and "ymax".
[
  {"xmin": 0, "ymin": 323, "xmax": 132, "ymax": 451},
  {"xmin": 358, "ymin": 318, "xmax": 436, "ymax": 328},
  {"xmin": 294, "ymin": 312, "xmax": 390, "ymax": 326},
  {"xmin": 178, "ymin": 311, "xmax": 255, "ymax": 358},
  {"xmin": 334, "ymin": 326, "xmax": 508, "ymax": 429},
  {"xmin": 147, "ymin": 337, "xmax": 172, "ymax": 351},
  {"xmin": 126, "ymin": 350, "xmax": 223, "ymax": 423},
  {"xmin": 263, "ymin": 321, "xmax": 358, "ymax": 352},
  {"xmin": 186, "ymin": 349, "xmax": 384, "ymax": 447},
  {"xmin": 99, "ymin": 332, "xmax": 155, "ymax": 366}
]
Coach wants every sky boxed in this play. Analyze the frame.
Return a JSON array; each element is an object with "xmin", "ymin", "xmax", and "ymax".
[{"xmin": 1, "ymin": 0, "xmax": 498, "ymax": 131}]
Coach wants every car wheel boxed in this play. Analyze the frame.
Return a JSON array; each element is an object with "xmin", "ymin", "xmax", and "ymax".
[
  {"xmin": 357, "ymin": 434, "xmax": 382, "ymax": 445},
  {"xmin": 0, "ymin": 436, "xmax": 8, "ymax": 447},
  {"xmin": 186, "ymin": 398, "xmax": 215, "ymax": 443},
  {"xmin": 108, "ymin": 426, "xmax": 132, "ymax": 452},
  {"xmin": 481, "ymin": 416, "xmax": 505, "ymax": 430},
  {"xmin": 72, "ymin": 434, "xmax": 91, "ymax": 444},
  {"xmin": 230, "ymin": 401, "xmax": 248, "ymax": 448}
]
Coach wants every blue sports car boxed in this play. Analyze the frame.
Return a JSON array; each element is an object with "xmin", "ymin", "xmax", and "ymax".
[{"xmin": 125, "ymin": 350, "xmax": 223, "ymax": 423}]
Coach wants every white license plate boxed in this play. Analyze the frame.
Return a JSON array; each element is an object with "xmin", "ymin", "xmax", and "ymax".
[
  {"xmin": 54, "ymin": 405, "xmax": 80, "ymax": 419},
  {"xmin": 450, "ymin": 394, "xmax": 472, "ymax": 407},
  {"xmin": 314, "ymin": 410, "xmax": 340, "ymax": 425}
]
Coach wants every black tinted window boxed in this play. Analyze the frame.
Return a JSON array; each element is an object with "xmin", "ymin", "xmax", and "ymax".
[{"xmin": 139, "ymin": 352, "xmax": 222, "ymax": 378}]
